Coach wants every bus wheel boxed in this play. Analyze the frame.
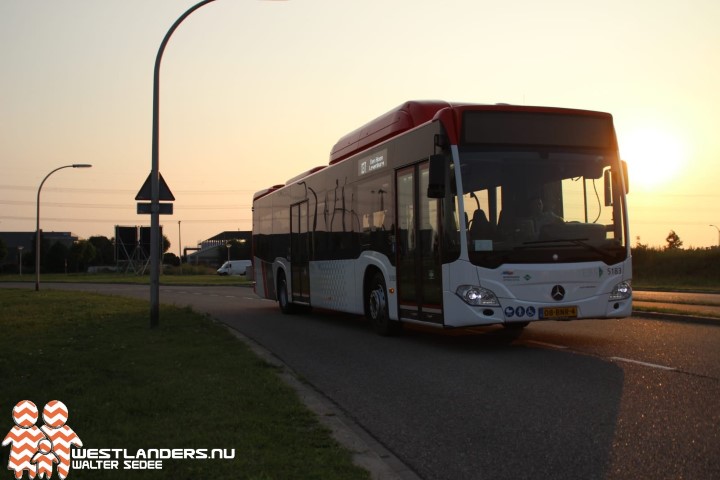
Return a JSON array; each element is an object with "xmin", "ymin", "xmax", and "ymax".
[
  {"xmin": 277, "ymin": 272, "xmax": 294, "ymax": 314},
  {"xmin": 367, "ymin": 272, "xmax": 399, "ymax": 335}
]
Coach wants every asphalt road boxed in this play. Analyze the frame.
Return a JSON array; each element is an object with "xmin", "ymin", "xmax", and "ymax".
[{"xmin": 5, "ymin": 283, "xmax": 719, "ymax": 480}]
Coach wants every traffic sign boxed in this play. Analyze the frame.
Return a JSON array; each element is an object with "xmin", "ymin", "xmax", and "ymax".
[
  {"xmin": 137, "ymin": 202, "xmax": 174, "ymax": 215},
  {"xmin": 135, "ymin": 172, "xmax": 175, "ymax": 201}
]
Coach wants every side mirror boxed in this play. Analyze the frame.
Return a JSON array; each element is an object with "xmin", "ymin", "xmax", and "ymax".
[
  {"xmin": 621, "ymin": 160, "xmax": 629, "ymax": 194},
  {"xmin": 604, "ymin": 169, "xmax": 613, "ymax": 206},
  {"xmin": 427, "ymin": 154, "xmax": 446, "ymax": 198}
]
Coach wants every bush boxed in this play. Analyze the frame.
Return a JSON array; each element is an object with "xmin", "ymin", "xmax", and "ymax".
[
  {"xmin": 632, "ymin": 246, "xmax": 720, "ymax": 289},
  {"xmin": 45, "ymin": 242, "xmax": 69, "ymax": 273}
]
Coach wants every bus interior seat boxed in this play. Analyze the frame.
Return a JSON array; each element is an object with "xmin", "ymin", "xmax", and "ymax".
[{"xmin": 469, "ymin": 209, "xmax": 494, "ymax": 240}]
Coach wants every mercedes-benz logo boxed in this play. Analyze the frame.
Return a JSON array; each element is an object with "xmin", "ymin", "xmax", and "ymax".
[{"xmin": 551, "ymin": 285, "xmax": 565, "ymax": 301}]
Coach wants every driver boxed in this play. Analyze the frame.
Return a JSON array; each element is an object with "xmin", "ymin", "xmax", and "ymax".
[{"xmin": 527, "ymin": 196, "xmax": 563, "ymax": 236}]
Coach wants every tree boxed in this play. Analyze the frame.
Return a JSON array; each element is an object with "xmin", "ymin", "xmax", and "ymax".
[
  {"xmin": 0, "ymin": 237, "xmax": 7, "ymax": 263},
  {"xmin": 45, "ymin": 242, "xmax": 69, "ymax": 273},
  {"xmin": 634, "ymin": 236, "xmax": 649, "ymax": 251},
  {"xmin": 69, "ymin": 240, "xmax": 97, "ymax": 273},
  {"xmin": 32, "ymin": 233, "xmax": 52, "ymax": 274},
  {"xmin": 665, "ymin": 230, "xmax": 684, "ymax": 250},
  {"xmin": 88, "ymin": 235, "xmax": 115, "ymax": 265},
  {"xmin": 163, "ymin": 252, "xmax": 180, "ymax": 266}
]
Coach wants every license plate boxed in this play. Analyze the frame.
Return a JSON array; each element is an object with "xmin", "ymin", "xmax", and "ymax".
[{"xmin": 540, "ymin": 306, "xmax": 578, "ymax": 320}]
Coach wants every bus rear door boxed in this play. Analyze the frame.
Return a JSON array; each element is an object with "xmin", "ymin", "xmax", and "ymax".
[{"xmin": 290, "ymin": 200, "xmax": 310, "ymax": 303}]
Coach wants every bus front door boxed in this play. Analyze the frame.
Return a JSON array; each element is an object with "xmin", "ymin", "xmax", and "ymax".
[
  {"xmin": 396, "ymin": 162, "xmax": 443, "ymax": 324},
  {"xmin": 290, "ymin": 201, "xmax": 310, "ymax": 304}
]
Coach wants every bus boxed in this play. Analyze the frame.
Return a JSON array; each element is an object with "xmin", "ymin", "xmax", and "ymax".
[{"xmin": 252, "ymin": 100, "xmax": 632, "ymax": 335}]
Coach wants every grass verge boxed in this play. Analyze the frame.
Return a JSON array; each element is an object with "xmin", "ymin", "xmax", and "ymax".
[
  {"xmin": 631, "ymin": 281, "xmax": 720, "ymax": 294},
  {"xmin": 632, "ymin": 304, "xmax": 720, "ymax": 319},
  {"xmin": 3, "ymin": 274, "xmax": 717, "ymax": 293},
  {"xmin": 0, "ymin": 273, "xmax": 250, "ymax": 286},
  {"xmin": 0, "ymin": 289, "xmax": 368, "ymax": 480}
]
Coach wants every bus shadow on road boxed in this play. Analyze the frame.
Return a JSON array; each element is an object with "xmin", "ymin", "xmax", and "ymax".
[
  {"xmin": 400, "ymin": 323, "xmax": 528, "ymax": 347},
  {"xmin": 250, "ymin": 308, "xmax": 624, "ymax": 480},
  {"xmin": 338, "ymin": 319, "xmax": 625, "ymax": 480}
]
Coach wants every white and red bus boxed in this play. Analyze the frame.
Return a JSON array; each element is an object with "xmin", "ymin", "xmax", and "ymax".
[{"xmin": 252, "ymin": 101, "xmax": 632, "ymax": 334}]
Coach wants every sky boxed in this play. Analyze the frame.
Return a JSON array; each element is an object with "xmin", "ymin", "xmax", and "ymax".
[{"xmin": 2, "ymin": 0, "xmax": 720, "ymax": 254}]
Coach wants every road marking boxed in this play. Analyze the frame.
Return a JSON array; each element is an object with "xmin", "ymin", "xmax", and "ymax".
[
  {"xmin": 524, "ymin": 340, "xmax": 568, "ymax": 350},
  {"xmin": 610, "ymin": 356, "xmax": 676, "ymax": 371}
]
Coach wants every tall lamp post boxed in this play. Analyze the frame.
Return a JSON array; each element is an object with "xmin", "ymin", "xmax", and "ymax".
[
  {"xmin": 149, "ymin": 0, "xmax": 217, "ymax": 328},
  {"xmin": 36, "ymin": 164, "xmax": 92, "ymax": 291},
  {"xmin": 148, "ymin": 0, "xmax": 286, "ymax": 327},
  {"xmin": 710, "ymin": 224, "xmax": 720, "ymax": 247}
]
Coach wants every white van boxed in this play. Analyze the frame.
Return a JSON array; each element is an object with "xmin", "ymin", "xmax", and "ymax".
[{"xmin": 217, "ymin": 260, "xmax": 252, "ymax": 277}]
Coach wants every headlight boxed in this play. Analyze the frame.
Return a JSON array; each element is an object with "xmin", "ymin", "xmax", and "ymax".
[
  {"xmin": 456, "ymin": 285, "xmax": 500, "ymax": 306},
  {"xmin": 609, "ymin": 281, "xmax": 632, "ymax": 301}
]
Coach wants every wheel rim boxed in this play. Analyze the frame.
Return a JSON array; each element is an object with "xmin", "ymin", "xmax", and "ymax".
[
  {"xmin": 279, "ymin": 280, "xmax": 287, "ymax": 307},
  {"xmin": 369, "ymin": 285, "xmax": 386, "ymax": 320}
]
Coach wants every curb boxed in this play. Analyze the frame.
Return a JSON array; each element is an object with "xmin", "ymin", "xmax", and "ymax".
[
  {"xmin": 632, "ymin": 310, "xmax": 720, "ymax": 327},
  {"xmin": 221, "ymin": 323, "xmax": 422, "ymax": 480}
]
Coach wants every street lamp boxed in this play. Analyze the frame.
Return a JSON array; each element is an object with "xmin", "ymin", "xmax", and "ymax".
[
  {"xmin": 35, "ymin": 164, "xmax": 92, "ymax": 291},
  {"xmin": 710, "ymin": 225, "xmax": 720, "ymax": 247},
  {"xmin": 149, "ymin": 0, "xmax": 217, "ymax": 328},
  {"xmin": 178, "ymin": 220, "xmax": 182, "ymax": 261},
  {"xmin": 148, "ymin": 0, "xmax": 287, "ymax": 327}
]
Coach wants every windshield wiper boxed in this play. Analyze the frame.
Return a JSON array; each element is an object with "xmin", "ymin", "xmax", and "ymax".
[{"xmin": 516, "ymin": 238, "xmax": 608, "ymax": 257}]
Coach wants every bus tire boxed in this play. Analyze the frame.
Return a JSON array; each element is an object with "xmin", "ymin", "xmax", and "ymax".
[
  {"xmin": 277, "ymin": 271, "xmax": 295, "ymax": 314},
  {"xmin": 366, "ymin": 271, "xmax": 399, "ymax": 336}
]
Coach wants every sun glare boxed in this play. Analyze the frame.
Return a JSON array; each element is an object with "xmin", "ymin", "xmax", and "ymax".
[{"xmin": 620, "ymin": 128, "xmax": 686, "ymax": 190}]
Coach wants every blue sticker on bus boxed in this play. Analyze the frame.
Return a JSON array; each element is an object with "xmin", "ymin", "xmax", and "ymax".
[
  {"xmin": 526, "ymin": 306, "xmax": 536, "ymax": 317},
  {"xmin": 515, "ymin": 306, "xmax": 525, "ymax": 317},
  {"xmin": 504, "ymin": 306, "xmax": 515, "ymax": 318}
]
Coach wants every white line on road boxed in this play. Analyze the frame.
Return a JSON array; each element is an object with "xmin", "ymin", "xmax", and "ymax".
[
  {"xmin": 524, "ymin": 340, "xmax": 569, "ymax": 350},
  {"xmin": 610, "ymin": 356, "xmax": 676, "ymax": 371}
]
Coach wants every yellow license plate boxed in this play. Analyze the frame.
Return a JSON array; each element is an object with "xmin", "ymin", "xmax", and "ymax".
[{"xmin": 540, "ymin": 306, "xmax": 578, "ymax": 320}]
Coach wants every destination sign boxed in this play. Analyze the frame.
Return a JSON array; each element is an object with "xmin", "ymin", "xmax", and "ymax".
[{"xmin": 358, "ymin": 149, "xmax": 387, "ymax": 176}]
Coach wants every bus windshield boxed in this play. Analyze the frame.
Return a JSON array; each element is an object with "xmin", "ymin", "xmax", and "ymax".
[{"xmin": 457, "ymin": 148, "xmax": 628, "ymax": 269}]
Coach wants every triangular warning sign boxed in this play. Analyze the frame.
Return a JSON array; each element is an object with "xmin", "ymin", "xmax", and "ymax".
[{"xmin": 135, "ymin": 172, "xmax": 175, "ymax": 201}]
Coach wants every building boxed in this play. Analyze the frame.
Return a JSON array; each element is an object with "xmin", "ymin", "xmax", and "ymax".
[
  {"xmin": 186, "ymin": 231, "xmax": 251, "ymax": 266},
  {"xmin": 0, "ymin": 231, "xmax": 78, "ymax": 272}
]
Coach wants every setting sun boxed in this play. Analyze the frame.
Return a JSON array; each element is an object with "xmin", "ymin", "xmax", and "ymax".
[{"xmin": 620, "ymin": 128, "xmax": 686, "ymax": 190}]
